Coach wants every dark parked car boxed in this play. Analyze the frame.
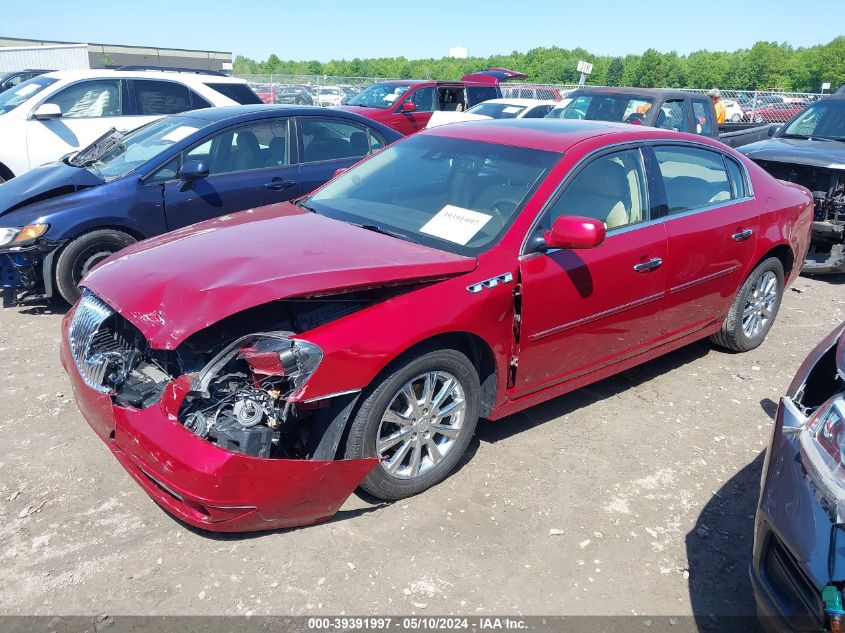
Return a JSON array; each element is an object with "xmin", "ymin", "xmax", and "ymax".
[
  {"xmin": 0, "ymin": 104, "xmax": 400, "ymax": 306},
  {"xmin": 61, "ymin": 119, "xmax": 811, "ymax": 532},
  {"xmin": 275, "ymin": 85, "xmax": 315, "ymax": 105},
  {"xmin": 740, "ymin": 94, "xmax": 845, "ymax": 273},
  {"xmin": 546, "ymin": 86, "xmax": 774, "ymax": 148},
  {"xmin": 0, "ymin": 69, "xmax": 53, "ymax": 93},
  {"xmin": 752, "ymin": 321, "xmax": 845, "ymax": 632}
]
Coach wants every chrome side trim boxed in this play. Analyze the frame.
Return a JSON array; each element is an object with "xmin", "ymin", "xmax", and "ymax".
[
  {"xmin": 467, "ymin": 272, "xmax": 514, "ymax": 294},
  {"xmin": 528, "ymin": 291, "xmax": 665, "ymax": 342},
  {"xmin": 668, "ymin": 265, "xmax": 739, "ymax": 294}
]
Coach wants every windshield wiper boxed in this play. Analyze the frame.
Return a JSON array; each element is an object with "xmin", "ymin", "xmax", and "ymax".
[
  {"xmin": 357, "ymin": 223, "xmax": 407, "ymax": 240},
  {"xmin": 295, "ymin": 198, "xmax": 319, "ymax": 213},
  {"xmin": 68, "ymin": 128, "xmax": 124, "ymax": 167}
]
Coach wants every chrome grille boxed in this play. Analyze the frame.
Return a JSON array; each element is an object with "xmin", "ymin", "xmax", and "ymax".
[{"xmin": 68, "ymin": 291, "xmax": 116, "ymax": 393}]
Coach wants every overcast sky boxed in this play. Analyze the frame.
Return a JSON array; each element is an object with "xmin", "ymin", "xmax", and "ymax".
[{"xmin": 4, "ymin": 0, "xmax": 842, "ymax": 61}]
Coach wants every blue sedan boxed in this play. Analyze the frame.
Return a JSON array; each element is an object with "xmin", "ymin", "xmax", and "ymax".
[{"xmin": 0, "ymin": 104, "xmax": 401, "ymax": 305}]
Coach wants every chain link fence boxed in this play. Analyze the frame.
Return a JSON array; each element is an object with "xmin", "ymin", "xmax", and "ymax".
[
  {"xmin": 235, "ymin": 74, "xmax": 829, "ymax": 123},
  {"xmin": 235, "ymin": 74, "xmax": 396, "ymax": 107}
]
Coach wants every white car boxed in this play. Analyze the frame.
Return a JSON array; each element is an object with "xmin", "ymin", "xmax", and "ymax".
[
  {"xmin": 315, "ymin": 86, "xmax": 344, "ymax": 107},
  {"xmin": 0, "ymin": 69, "xmax": 261, "ymax": 181},
  {"xmin": 426, "ymin": 98, "xmax": 558, "ymax": 129},
  {"xmin": 722, "ymin": 99, "xmax": 744, "ymax": 122}
]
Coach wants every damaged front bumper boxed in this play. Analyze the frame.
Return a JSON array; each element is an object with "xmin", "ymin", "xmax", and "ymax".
[
  {"xmin": 60, "ymin": 329, "xmax": 378, "ymax": 533},
  {"xmin": 0, "ymin": 240, "xmax": 62, "ymax": 306},
  {"xmin": 751, "ymin": 322, "xmax": 845, "ymax": 631},
  {"xmin": 804, "ymin": 222, "xmax": 845, "ymax": 275}
]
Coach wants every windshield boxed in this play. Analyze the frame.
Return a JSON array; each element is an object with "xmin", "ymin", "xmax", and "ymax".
[
  {"xmin": 781, "ymin": 100, "xmax": 845, "ymax": 140},
  {"xmin": 83, "ymin": 115, "xmax": 207, "ymax": 181},
  {"xmin": 0, "ymin": 76, "xmax": 57, "ymax": 115},
  {"xmin": 346, "ymin": 83, "xmax": 413, "ymax": 109},
  {"xmin": 306, "ymin": 135, "xmax": 561, "ymax": 255},
  {"xmin": 467, "ymin": 102, "xmax": 528, "ymax": 119},
  {"xmin": 545, "ymin": 93, "xmax": 654, "ymax": 123}
]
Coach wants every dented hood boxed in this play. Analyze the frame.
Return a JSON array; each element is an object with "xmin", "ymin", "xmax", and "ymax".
[
  {"xmin": 0, "ymin": 161, "xmax": 103, "ymax": 216},
  {"xmin": 82, "ymin": 203, "xmax": 477, "ymax": 349},
  {"xmin": 740, "ymin": 137, "xmax": 845, "ymax": 170}
]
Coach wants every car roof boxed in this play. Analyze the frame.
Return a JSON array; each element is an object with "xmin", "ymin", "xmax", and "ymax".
[
  {"xmin": 568, "ymin": 86, "xmax": 698, "ymax": 101},
  {"xmin": 177, "ymin": 104, "xmax": 403, "ymax": 132},
  {"xmin": 474, "ymin": 98, "xmax": 558, "ymax": 107},
  {"xmin": 423, "ymin": 118, "xmax": 725, "ymax": 153},
  {"xmin": 42, "ymin": 69, "xmax": 247, "ymax": 85}
]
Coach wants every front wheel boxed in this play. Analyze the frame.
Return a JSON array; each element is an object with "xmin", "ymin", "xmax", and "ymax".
[
  {"xmin": 54, "ymin": 230, "xmax": 136, "ymax": 304},
  {"xmin": 731, "ymin": 113, "xmax": 741, "ymax": 122},
  {"xmin": 344, "ymin": 348, "xmax": 480, "ymax": 500},
  {"xmin": 710, "ymin": 257, "xmax": 784, "ymax": 352}
]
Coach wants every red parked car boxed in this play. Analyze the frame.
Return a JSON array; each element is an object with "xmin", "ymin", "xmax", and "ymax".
[
  {"xmin": 61, "ymin": 119, "xmax": 813, "ymax": 532},
  {"xmin": 337, "ymin": 69, "xmax": 526, "ymax": 135},
  {"xmin": 744, "ymin": 102, "xmax": 807, "ymax": 123}
]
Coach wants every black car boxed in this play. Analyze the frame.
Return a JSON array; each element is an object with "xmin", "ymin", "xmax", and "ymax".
[
  {"xmin": 0, "ymin": 69, "xmax": 53, "ymax": 93},
  {"xmin": 752, "ymin": 322, "xmax": 845, "ymax": 632},
  {"xmin": 275, "ymin": 85, "xmax": 315, "ymax": 105},
  {"xmin": 740, "ymin": 94, "xmax": 845, "ymax": 273}
]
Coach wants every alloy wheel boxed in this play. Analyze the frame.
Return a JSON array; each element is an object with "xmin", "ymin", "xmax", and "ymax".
[
  {"xmin": 376, "ymin": 371, "xmax": 466, "ymax": 479},
  {"xmin": 742, "ymin": 271, "xmax": 778, "ymax": 339}
]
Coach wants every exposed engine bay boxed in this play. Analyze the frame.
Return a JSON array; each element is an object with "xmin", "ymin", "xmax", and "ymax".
[
  {"xmin": 70, "ymin": 287, "xmax": 414, "ymax": 460},
  {"xmin": 754, "ymin": 160, "xmax": 845, "ymax": 272}
]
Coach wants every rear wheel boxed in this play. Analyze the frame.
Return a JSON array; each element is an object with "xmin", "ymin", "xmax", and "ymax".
[
  {"xmin": 344, "ymin": 348, "xmax": 480, "ymax": 500},
  {"xmin": 54, "ymin": 230, "xmax": 136, "ymax": 304},
  {"xmin": 710, "ymin": 257, "xmax": 784, "ymax": 352},
  {"xmin": 730, "ymin": 113, "xmax": 741, "ymax": 122}
]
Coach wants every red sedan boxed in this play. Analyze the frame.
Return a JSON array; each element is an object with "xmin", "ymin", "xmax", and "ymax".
[{"xmin": 61, "ymin": 119, "xmax": 813, "ymax": 532}]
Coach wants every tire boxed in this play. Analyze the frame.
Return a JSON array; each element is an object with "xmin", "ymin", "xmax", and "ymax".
[
  {"xmin": 344, "ymin": 348, "xmax": 480, "ymax": 500},
  {"xmin": 731, "ymin": 113, "xmax": 741, "ymax": 122},
  {"xmin": 710, "ymin": 257, "xmax": 784, "ymax": 352},
  {"xmin": 54, "ymin": 230, "xmax": 136, "ymax": 304}
]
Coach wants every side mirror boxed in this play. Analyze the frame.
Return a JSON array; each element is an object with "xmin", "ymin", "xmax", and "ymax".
[
  {"xmin": 543, "ymin": 215, "xmax": 606, "ymax": 250},
  {"xmin": 400, "ymin": 101, "xmax": 417, "ymax": 113},
  {"xmin": 768, "ymin": 124, "xmax": 782, "ymax": 137},
  {"xmin": 32, "ymin": 103, "xmax": 62, "ymax": 120},
  {"xmin": 177, "ymin": 159, "xmax": 209, "ymax": 191}
]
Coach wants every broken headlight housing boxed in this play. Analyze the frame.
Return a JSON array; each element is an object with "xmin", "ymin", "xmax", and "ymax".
[
  {"xmin": 178, "ymin": 333, "xmax": 323, "ymax": 459},
  {"xmin": 798, "ymin": 395, "xmax": 845, "ymax": 519},
  {"xmin": 0, "ymin": 223, "xmax": 48, "ymax": 248}
]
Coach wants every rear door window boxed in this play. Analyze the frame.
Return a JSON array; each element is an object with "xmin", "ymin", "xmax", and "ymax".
[
  {"xmin": 132, "ymin": 80, "xmax": 192, "ymax": 115},
  {"xmin": 653, "ymin": 145, "xmax": 732, "ymax": 215},
  {"xmin": 692, "ymin": 99, "xmax": 715, "ymax": 136},
  {"xmin": 657, "ymin": 100, "xmax": 688, "ymax": 131},
  {"xmin": 466, "ymin": 86, "xmax": 498, "ymax": 107},
  {"xmin": 300, "ymin": 117, "xmax": 383, "ymax": 163}
]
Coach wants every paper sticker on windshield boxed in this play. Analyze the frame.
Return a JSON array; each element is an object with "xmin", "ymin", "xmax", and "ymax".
[
  {"xmin": 383, "ymin": 94, "xmax": 398, "ymax": 103},
  {"xmin": 161, "ymin": 126, "xmax": 200, "ymax": 143},
  {"xmin": 502, "ymin": 106, "xmax": 522, "ymax": 114},
  {"xmin": 420, "ymin": 205, "xmax": 492, "ymax": 245}
]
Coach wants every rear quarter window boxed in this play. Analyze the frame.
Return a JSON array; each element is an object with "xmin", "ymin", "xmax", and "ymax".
[{"xmin": 203, "ymin": 82, "xmax": 263, "ymax": 105}]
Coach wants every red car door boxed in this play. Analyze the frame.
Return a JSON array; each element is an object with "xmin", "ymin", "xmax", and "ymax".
[
  {"xmin": 650, "ymin": 144, "xmax": 759, "ymax": 339},
  {"xmin": 514, "ymin": 147, "xmax": 668, "ymax": 397},
  {"xmin": 389, "ymin": 86, "xmax": 436, "ymax": 134}
]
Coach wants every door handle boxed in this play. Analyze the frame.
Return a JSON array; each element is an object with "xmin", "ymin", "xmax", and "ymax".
[
  {"xmin": 732, "ymin": 228, "xmax": 753, "ymax": 241},
  {"xmin": 633, "ymin": 257, "xmax": 663, "ymax": 273},
  {"xmin": 264, "ymin": 179, "xmax": 296, "ymax": 191}
]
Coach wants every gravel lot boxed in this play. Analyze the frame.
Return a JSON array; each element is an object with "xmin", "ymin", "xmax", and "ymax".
[{"xmin": 1, "ymin": 274, "xmax": 843, "ymax": 622}]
